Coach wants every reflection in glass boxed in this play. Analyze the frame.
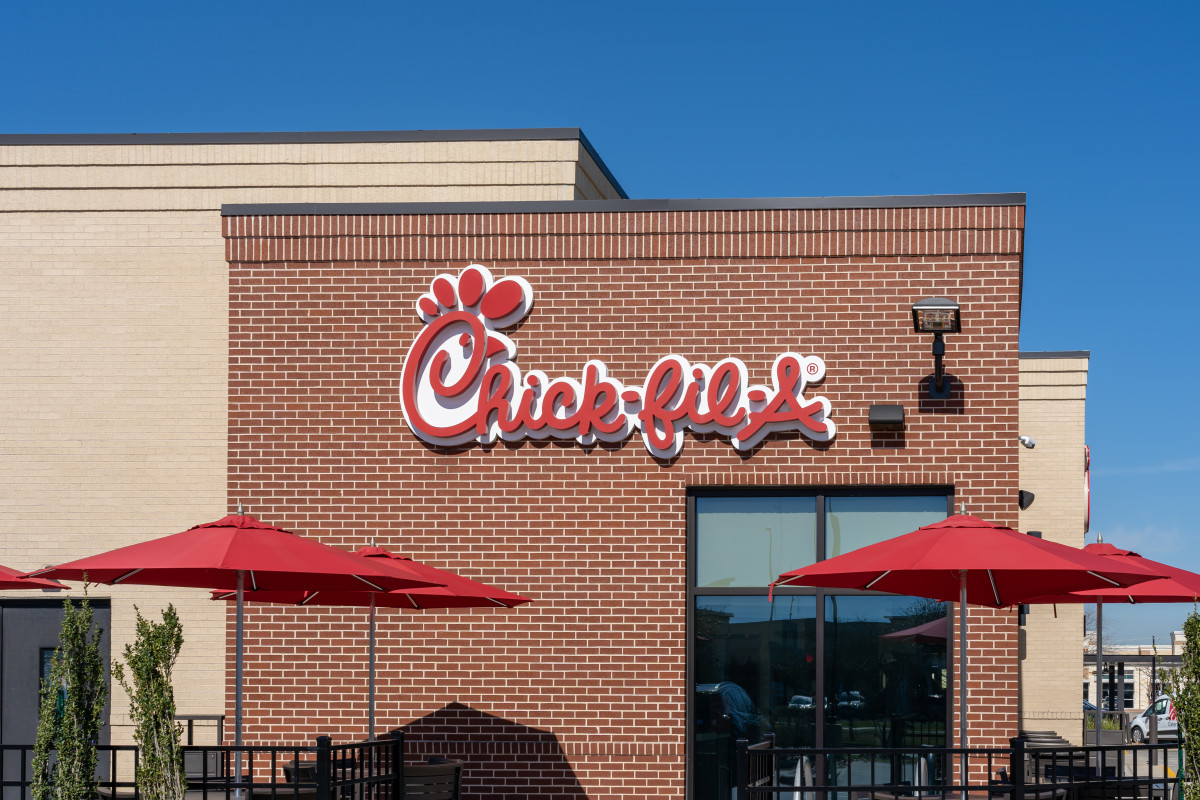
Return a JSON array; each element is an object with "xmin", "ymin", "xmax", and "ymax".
[
  {"xmin": 694, "ymin": 596, "xmax": 817, "ymax": 800},
  {"xmin": 824, "ymin": 595, "xmax": 948, "ymax": 751},
  {"xmin": 697, "ymin": 497, "xmax": 817, "ymax": 588},
  {"xmin": 825, "ymin": 495, "xmax": 947, "ymax": 558}
]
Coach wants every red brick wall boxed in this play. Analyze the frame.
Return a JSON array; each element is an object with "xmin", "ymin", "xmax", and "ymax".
[{"xmin": 223, "ymin": 205, "xmax": 1024, "ymax": 799}]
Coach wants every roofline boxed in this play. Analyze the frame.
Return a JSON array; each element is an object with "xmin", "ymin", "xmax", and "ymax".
[
  {"xmin": 221, "ymin": 192, "xmax": 1025, "ymax": 217},
  {"xmin": 0, "ymin": 126, "xmax": 590, "ymax": 146},
  {"xmin": 0, "ymin": 126, "xmax": 628, "ymax": 200},
  {"xmin": 1019, "ymin": 350, "xmax": 1091, "ymax": 359}
]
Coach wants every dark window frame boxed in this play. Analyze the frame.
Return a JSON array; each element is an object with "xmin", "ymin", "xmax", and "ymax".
[{"xmin": 685, "ymin": 486, "xmax": 955, "ymax": 800}]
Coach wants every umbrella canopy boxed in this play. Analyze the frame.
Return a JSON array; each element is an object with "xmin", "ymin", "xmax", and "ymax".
[
  {"xmin": 770, "ymin": 514, "xmax": 1156, "ymax": 756},
  {"xmin": 30, "ymin": 514, "xmax": 444, "ymax": 755},
  {"xmin": 880, "ymin": 616, "xmax": 948, "ymax": 644},
  {"xmin": 29, "ymin": 515, "xmax": 440, "ymax": 592},
  {"xmin": 0, "ymin": 563, "xmax": 66, "ymax": 591},
  {"xmin": 1024, "ymin": 543, "xmax": 1200, "ymax": 605},
  {"xmin": 212, "ymin": 545, "xmax": 531, "ymax": 738},
  {"xmin": 770, "ymin": 515, "xmax": 1155, "ymax": 607},
  {"xmin": 1021, "ymin": 542, "xmax": 1200, "ymax": 742}
]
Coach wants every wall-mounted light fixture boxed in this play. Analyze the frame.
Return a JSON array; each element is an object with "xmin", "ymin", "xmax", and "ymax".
[
  {"xmin": 1018, "ymin": 490, "xmax": 1035, "ymax": 510},
  {"xmin": 1018, "ymin": 435, "xmax": 1037, "ymax": 449},
  {"xmin": 911, "ymin": 297, "xmax": 961, "ymax": 399},
  {"xmin": 868, "ymin": 404, "xmax": 905, "ymax": 431}
]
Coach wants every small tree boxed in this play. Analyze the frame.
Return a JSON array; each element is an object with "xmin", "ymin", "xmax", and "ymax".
[
  {"xmin": 1164, "ymin": 610, "xmax": 1200, "ymax": 800},
  {"xmin": 32, "ymin": 589, "xmax": 109, "ymax": 800},
  {"xmin": 112, "ymin": 605, "xmax": 186, "ymax": 800}
]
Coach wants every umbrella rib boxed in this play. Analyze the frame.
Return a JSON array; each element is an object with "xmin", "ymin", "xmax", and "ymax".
[
  {"xmin": 299, "ymin": 592, "xmax": 320, "ymax": 606},
  {"xmin": 354, "ymin": 575, "xmax": 385, "ymax": 592},
  {"xmin": 863, "ymin": 570, "xmax": 891, "ymax": 590},
  {"xmin": 112, "ymin": 569, "xmax": 143, "ymax": 584},
  {"xmin": 250, "ymin": 571, "xmax": 258, "ymax": 591},
  {"xmin": 398, "ymin": 594, "xmax": 419, "ymax": 609},
  {"xmin": 988, "ymin": 570, "xmax": 1000, "ymax": 606},
  {"xmin": 1087, "ymin": 570, "xmax": 1121, "ymax": 587}
]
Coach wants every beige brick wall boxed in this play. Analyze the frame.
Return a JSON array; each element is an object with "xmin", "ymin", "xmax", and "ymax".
[
  {"xmin": 0, "ymin": 133, "xmax": 622, "ymax": 744},
  {"xmin": 1017, "ymin": 353, "xmax": 1089, "ymax": 742}
]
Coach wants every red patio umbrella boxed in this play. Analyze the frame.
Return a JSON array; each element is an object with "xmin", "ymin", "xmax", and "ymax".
[
  {"xmin": 770, "ymin": 514, "xmax": 1156, "ymax": 752},
  {"xmin": 880, "ymin": 615, "xmax": 948, "ymax": 645},
  {"xmin": 28, "ymin": 515, "xmax": 443, "ymax": 753},
  {"xmin": 212, "ymin": 545, "xmax": 531, "ymax": 739},
  {"xmin": 1021, "ymin": 541, "xmax": 1200, "ymax": 741},
  {"xmin": 0, "ymin": 563, "xmax": 67, "ymax": 591}
]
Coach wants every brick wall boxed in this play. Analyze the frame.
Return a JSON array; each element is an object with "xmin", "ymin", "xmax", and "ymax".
[
  {"xmin": 224, "ymin": 204, "xmax": 1024, "ymax": 799},
  {"xmin": 0, "ymin": 132, "xmax": 622, "ymax": 741}
]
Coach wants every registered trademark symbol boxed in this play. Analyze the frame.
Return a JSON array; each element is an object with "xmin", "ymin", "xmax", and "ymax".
[{"xmin": 807, "ymin": 363, "xmax": 818, "ymax": 375}]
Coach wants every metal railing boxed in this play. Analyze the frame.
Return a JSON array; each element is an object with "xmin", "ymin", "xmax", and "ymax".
[
  {"xmin": 737, "ymin": 735, "xmax": 1180, "ymax": 800},
  {"xmin": 177, "ymin": 714, "xmax": 225, "ymax": 747},
  {"xmin": 0, "ymin": 731, "xmax": 404, "ymax": 800}
]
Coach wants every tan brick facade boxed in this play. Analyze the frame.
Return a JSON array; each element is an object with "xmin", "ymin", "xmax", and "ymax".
[
  {"xmin": 223, "ymin": 202, "xmax": 1024, "ymax": 798},
  {"xmin": 0, "ymin": 131, "xmax": 622, "ymax": 743},
  {"xmin": 1017, "ymin": 353, "xmax": 1090, "ymax": 742}
]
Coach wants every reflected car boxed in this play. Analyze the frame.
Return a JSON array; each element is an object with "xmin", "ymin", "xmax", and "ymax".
[
  {"xmin": 695, "ymin": 682, "xmax": 771, "ymax": 741},
  {"xmin": 788, "ymin": 695, "xmax": 816, "ymax": 709},
  {"xmin": 836, "ymin": 690, "xmax": 866, "ymax": 711}
]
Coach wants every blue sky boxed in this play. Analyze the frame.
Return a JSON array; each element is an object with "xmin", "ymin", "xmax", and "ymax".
[{"xmin": 4, "ymin": 2, "xmax": 1197, "ymax": 643}]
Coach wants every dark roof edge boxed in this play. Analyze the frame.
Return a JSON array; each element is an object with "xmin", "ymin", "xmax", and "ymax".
[
  {"xmin": 221, "ymin": 192, "xmax": 1026, "ymax": 217},
  {"xmin": 575, "ymin": 129, "xmax": 627, "ymax": 199},
  {"xmin": 0, "ymin": 127, "xmax": 591, "ymax": 146},
  {"xmin": 1019, "ymin": 350, "xmax": 1091, "ymax": 359}
]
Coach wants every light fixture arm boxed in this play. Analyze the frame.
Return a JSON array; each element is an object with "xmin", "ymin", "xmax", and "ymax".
[
  {"xmin": 932, "ymin": 332, "xmax": 946, "ymax": 392},
  {"xmin": 911, "ymin": 297, "xmax": 958, "ymax": 400}
]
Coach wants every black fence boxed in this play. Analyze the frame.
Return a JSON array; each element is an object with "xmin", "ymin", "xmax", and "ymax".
[
  {"xmin": 737, "ymin": 735, "xmax": 1180, "ymax": 800},
  {"xmin": 0, "ymin": 731, "xmax": 404, "ymax": 800}
]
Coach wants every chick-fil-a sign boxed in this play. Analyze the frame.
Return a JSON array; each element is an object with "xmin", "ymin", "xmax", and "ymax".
[{"xmin": 400, "ymin": 265, "xmax": 837, "ymax": 459}]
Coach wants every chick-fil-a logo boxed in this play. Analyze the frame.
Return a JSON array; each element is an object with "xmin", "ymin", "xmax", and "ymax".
[{"xmin": 400, "ymin": 264, "xmax": 837, "ymax": 459}]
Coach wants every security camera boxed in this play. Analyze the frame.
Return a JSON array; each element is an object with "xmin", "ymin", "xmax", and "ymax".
[{"xmin": 1018, "ymin": 435, "xmax": 1037, "ymax": 449}]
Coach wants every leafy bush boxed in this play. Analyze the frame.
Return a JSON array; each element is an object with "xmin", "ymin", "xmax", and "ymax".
[
  {"xmin": 32, "ymin": 590, "xmax": 108, "ymax": 800},
  {"xmin": 113, "ymin": 605, "xmax": 187, "ymax": 800},
  {"xmin": 1085, "ymin": 711, "xmax": 1125, "ymax": 731},
  {"xmin": 1164, "ymin": 610, "xmax": 1200, "ymax": 800}
]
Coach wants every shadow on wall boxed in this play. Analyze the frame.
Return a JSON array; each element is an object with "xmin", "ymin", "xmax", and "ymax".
[
  {"xmin": 916, "ymin": 373, "xmax": 965, "ymax": 415},
  {"xmin": 401, "ymin": 703, "xmax": 587, "ymax": 800}
]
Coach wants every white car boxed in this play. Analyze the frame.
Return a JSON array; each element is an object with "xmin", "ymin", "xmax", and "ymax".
[
  {"xmin": 788, "ymin": 695, "xmax": 816, "ymax": 709},
  {"xmin": 1129, "ymin": 695, "xmax": 1177, "ymax": 743}
]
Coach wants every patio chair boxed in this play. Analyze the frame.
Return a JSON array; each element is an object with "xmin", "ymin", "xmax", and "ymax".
[{"xmin": 404, "ymin": 759, "xmax": 463, "ymax": 800}]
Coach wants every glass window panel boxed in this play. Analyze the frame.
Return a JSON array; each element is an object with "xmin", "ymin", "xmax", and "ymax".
[
  {"xmin": 697, "ymin": 496, "xmax": 816, "ymax": 588},
  {"xmin": 824, "ymin": 595, "xmax": 948, "ymax": 750},
  {"xmin": 825, "ymin": 495, "xmax": 948, "ymax": 559},
  {"xmin": 694, "ymin": 595, "xmax": 817, "ymax": 800}
]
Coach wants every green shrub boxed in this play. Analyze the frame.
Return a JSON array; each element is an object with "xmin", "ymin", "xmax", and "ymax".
[
  {"xmin": 1083, "ymin": 711, "xmax": 1124, "ymax": 731},
  {"xmin": 32, "ymin": 589, "xmax": 108, "ymax": 800},
  {"xmin": 113, "ymin": 605, "xmax": 187, "ymax": 800},
  {"xmin": 1164, "ymin": 610, "xmax": 1200, "ymax": 800}
]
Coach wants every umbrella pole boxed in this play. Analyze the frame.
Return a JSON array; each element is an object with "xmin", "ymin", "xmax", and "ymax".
[
  {"xmin": 1096, "ymin": 598, "xmax": 1103, "ymax": 745},
  {"xmin": 369, "ymin": 593, "xmax": 376, "ymax": 741},
  {"xmin": 960, "ymin": 571, "xmax": 968, "ymax": 800},
  {"xmin": 236, "ymin": 569, "xmax": 245, "ymax": 795}
]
